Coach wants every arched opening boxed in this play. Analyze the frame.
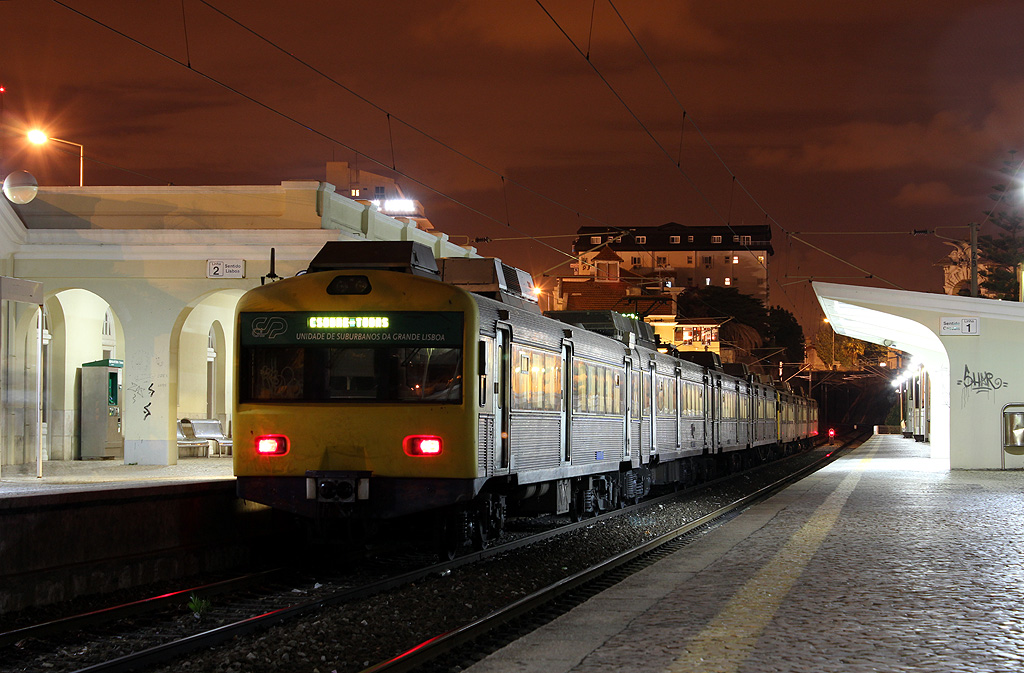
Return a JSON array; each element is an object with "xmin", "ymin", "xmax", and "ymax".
[
  {"xmin": 22, "ymin": 289, "xmax": 126, "ymax": 462},
  {"xmin": 173, "ymin": 290, "xmax": 243, "ymax": 458}
]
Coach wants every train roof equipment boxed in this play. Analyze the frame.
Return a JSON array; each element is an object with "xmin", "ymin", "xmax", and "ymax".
[
  {"xmin": 544, "ymin": 310, "xmax": 658, "ymax": 349},
  {"xmin": 307, "ymin": 241, "xmax": 441, "ymax": 277},
  {"xmin": 438, "ymin": 257, "xmax": 540, "ymax": 313}
]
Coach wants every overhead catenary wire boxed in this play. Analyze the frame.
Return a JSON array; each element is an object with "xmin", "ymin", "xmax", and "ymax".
[{"xmin": 47, "ymin": 0, "xmax": 628, "ymax": 267}]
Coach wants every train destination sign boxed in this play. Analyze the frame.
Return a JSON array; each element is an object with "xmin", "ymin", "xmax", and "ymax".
[{"xmin": 241, "ymin": 311, "xmax": 463, "ymax": 346}]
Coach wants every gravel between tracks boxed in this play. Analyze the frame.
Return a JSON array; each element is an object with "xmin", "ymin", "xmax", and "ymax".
[{"xmin": 141, "ymin": 448, "xmax": 830, "ymax": 673}]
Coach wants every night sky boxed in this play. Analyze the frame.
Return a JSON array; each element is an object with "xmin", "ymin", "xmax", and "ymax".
[{"xmin": 4, "ymin": 1, "xmax": 1024, "ymax": 332}]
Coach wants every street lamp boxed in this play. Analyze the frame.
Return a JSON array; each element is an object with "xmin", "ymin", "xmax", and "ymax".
[{"xmin": 27, "ymin": 129, "xmax": 84, "ymax": 186}]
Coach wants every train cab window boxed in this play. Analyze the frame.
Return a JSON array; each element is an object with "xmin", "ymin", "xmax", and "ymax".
[{"xmin": 241, "ymin": 345, "xmax": 463, "ymax": 403}]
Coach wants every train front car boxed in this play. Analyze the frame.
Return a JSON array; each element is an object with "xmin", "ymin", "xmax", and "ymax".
[{"xmin": 233, "ymin": 244, "xmax": 481, "ymax": 551}]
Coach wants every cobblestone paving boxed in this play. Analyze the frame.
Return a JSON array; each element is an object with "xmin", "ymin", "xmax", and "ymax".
[{"xmin": 469, "ymin": 436, "xmax": 1024, "ymax": 673}]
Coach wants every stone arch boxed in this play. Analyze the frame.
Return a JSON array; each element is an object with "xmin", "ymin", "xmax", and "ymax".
[
  {"xmin": 20, "ymin": 289, "xmax": 126, "ymax": 461},
  {"xmin": 170, "ymin": 289, "xmax": 245, "ymax": 457}
]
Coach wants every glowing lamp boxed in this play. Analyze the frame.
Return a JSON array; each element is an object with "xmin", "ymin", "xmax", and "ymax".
[
  {"xmin": 27, "ymin": 129, "xmax": 48, "ymax": 145},
  {"xmin": 404, "ymin": 435, "xmax": 442, "ymax": 457},
  {"xmin": 256, "ymin": 435, "xmax": 289, "ymax": 455}
]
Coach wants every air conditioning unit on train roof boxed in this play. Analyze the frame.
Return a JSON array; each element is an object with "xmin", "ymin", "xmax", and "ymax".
[
  {"xmin": 544, "ymin": 310, "xmax": 658, "ymax": 349},
  {"xmin": 722, "ymin": 362, "xmax": 751, "ymax": 378},
  {"xmin": 438, "ymin": 257, "xmax": 541, "ymax": 313},
  {"xmin": 307, "ymin": 241, "xmax": 440, "ymax": 277}
]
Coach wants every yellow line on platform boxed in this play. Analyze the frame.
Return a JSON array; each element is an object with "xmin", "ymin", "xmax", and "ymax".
[{"xmin": 665, "ymin": 448, "xmax": 875, "ymax": 673}]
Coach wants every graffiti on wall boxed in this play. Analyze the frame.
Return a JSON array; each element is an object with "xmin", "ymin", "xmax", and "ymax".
[{"xmin": 957, "ymin": 364, "xmax": 1008, "ymax": 407}]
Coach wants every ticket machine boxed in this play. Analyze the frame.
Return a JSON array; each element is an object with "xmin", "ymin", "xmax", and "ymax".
[{"xmin": 79, "ymin": 359, "xmax": 124, "ymax": 459}]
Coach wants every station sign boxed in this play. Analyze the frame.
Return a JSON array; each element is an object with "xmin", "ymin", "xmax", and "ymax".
[
  {"xmin": 940, "ymin": 317, "xmax": 979, "ymax": 336},
  {"xmin": 207, "ymin": 259, "xmax": 245, "ymax": 278}
]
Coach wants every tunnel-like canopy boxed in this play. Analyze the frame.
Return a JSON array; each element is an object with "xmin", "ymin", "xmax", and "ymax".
[{"xmin": 814, "ymin": 282, "xmax": 1024, "ymax": 469}]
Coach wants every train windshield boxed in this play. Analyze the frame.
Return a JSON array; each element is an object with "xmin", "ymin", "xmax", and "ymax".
[{"xmin": 241, "ymin": 345, "xmax": 463, "ymax": 403}]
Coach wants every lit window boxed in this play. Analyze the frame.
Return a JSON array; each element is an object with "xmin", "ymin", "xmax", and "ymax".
[
  {"xmin": 711, "ymin": 235, "xmax": 722, "ymax": 244},
  {"xmin": 733, "ymin": 235, "xmax": 739, "ymax": 242},
  {"xmin": 724, "ymin": 277, "xmax": 732, "ymax": 286},
  {"xmin": 350, "ymin": 188, "xmax": 360, "ymax": 197},
  {"xmin": 758, "ymin": 255, "xmax": 765, "ymax": 264},
  {"xmin": 670, "ymin": 235, "xmax": 681, "ymax": 244},
  {"xmin": 591, "ymin": 236, "xmax": 602, "ymax": 244},
  {"xmin": 705, "ymin": 277, "xmax": 712, "ymax": 285},
  {"xmin": 636, "ymin": 235, "xmax": 646, "ymax": 244},
  {"xmin": 733, "ymin": 256, "xmax": 739, "ymax": 264}
]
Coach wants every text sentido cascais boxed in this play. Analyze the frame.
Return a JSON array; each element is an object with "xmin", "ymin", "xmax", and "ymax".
[{"xmin": 296, "ymin": 331, "xmax": 449, "ymax": 342}]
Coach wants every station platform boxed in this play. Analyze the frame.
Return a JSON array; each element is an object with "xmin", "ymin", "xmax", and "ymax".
[
  {"xmin": 467, "ymin": 434, "xmax": 1024, "ymax": 673},
  {"xmin": 0, "ymin": 457, "xmax": 233, "ymax": 497}
]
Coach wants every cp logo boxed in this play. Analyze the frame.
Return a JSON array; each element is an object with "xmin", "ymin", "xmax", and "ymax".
[{"xmin": 251, "ymin": 316, "xmax": 288, "ymax": 339}]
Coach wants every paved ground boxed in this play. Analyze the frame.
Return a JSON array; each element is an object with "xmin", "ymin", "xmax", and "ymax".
[
  {"xmin": 466, "ymin": 434, "xmax": 1024, "ymax": 673},
  {"xmin": 0, "ymin": 457, "xmax": 233, "ymax": 497}
]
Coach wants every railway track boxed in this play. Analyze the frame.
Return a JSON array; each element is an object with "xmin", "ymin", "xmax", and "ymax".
[
  {"xmin": 361, "ymin": 438, "xmax": 855, "ymax": 673},
  {"xmin": 0, "ymin": 440, "xmax": 851, "ymax": 673}
]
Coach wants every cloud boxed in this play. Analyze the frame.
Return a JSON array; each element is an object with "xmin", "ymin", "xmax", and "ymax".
[
  {"xmin": 892, "ymin": 181, "xmax": 970, "ymax": 207},
  {"xmin": 413, "ymin": 0, "xmax": 729, "ymax": 55},
  {"xmin": 747, "ymin": 80, "xmax": 1024, "ymax": 173},
  {"xmin": 748, "ymin": 110, "xmax": 991, "ymax": 172}
]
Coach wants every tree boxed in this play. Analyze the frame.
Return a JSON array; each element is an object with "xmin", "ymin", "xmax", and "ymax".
[
  {"xmin": 676, "ymin": 285, "xmax": 768, "ymax": 333},
  {"xmin": 978, "ymin": 152, "xmax": 1024, "ymax": 300},
  {"xmin": 766, "ymin": 306, "xmax": 805, "ymax": 364},
  {"xmin": 813, "ymin": 323, "xmax": 888, "ymax": 368},
  {"xmin": 676, "ymin": 286, "xmax": 769, "ymax": 366}
]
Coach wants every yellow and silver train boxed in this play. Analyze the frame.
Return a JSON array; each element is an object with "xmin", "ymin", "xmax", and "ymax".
[{"xmin": 234, "ymin": 242, "xmax": 817, "ymax": 554}]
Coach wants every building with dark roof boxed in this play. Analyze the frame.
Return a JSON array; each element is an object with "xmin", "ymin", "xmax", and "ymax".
[{"xmin": 570, "ymin": 222, "xmax": 772, "ymax": 304}]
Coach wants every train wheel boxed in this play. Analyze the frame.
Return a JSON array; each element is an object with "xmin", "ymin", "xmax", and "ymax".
[
  {"xmin": 569, "ymin": 482, "xmax": 588, "ymax": 522},
  {"xmin": 435, "ymin": 510, "xmax": 463, "ymax": 562},
  {"xmin": 471, "ymin": 517, "xmax": 490, "ymax": 551}
]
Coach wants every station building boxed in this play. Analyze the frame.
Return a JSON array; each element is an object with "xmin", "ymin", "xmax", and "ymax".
[
  {"xmin": 0, "ymin": 178, "xmax": 476, "ymax": 468},
  {"xmin": 815, "ymin": 281, "xmax": 1024, "ymax": 469}
]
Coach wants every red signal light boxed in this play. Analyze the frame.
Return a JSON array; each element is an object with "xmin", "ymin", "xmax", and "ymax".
[
  {"xmin": 404, "ymin": 435, "xmax": 442, "ymax": 457},
  {"xmin": 828, "ymin": 428, "xmax": 836, "ymax": 439},
  {"xmin": 256, "ymin": 435, "xmax": 289, "ymax": 455}
]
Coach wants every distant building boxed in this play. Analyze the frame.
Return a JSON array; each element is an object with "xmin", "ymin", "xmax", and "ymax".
[{"xmin": 570, "ymin": 222, "xmax": 772, "ymax": 304}]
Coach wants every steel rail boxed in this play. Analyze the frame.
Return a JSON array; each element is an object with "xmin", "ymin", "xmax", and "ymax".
[
  {"xmin": 47, "ymin": 439, "xmax": 850, "ymax": 673},
  {"xmin": 0, "ymin": 569, "xmax": 281, "ymax": 649},
  {"xmin": 359, "ymin": 438, "xmax": 857, "ymax": 673}
]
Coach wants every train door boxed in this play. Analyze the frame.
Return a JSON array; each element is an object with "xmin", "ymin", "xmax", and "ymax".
[
  {"xmin": 648, "ymin": 361, "xmax": 657, "ymax": 458},
  {"xmin": 623, "ymin": 360, "xmax": 632, "ymax": 462},
  {"xmin": 675, "ymin": 368, "xmax": 683, "ymax": 450},
  {"xmin": 562, "ymin": 342, "xmax": 572, "ymax": 465},
  {"xmin": 496, "ymin": 326, "xmax": 511, "ymax": 470}
]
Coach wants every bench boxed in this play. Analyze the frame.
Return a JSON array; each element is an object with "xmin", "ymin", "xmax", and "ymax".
[
  {"xmin": 177, "ymin": 420, "xmax": 209, "ymax": 457},
  {"xmin": 184, "ymin": 418, "xmax": 233, "ymax": 456}
]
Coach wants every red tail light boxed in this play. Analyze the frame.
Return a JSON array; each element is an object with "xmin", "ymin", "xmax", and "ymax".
[
  {"xmin": 256, "ymin": 435, "xmax": 289, "ymax": 455},
  {"xmin": 404, "ymin": 435, "xmax": 442, "ymax": 457}
]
